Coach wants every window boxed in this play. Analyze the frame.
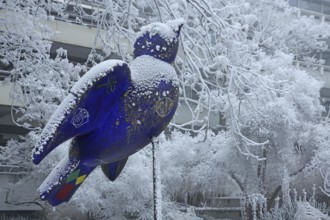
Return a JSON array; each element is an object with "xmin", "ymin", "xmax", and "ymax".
[
  {"xmin": 322, "ymin": 51, "xmax": 330, "ymax": 66},
  {"xmin": 289, "ymin": 0, "xmax": 328, "ymax": 14},
  {"xmin": 310, "ymin": 51, "xmax": 321, "ymax": 60},
  {"xmin": 311, "ymin": 0, "xmax": 323, "ymax": 13},
  {"xmin": 289, "ymin": 0, "xmax": 298, "ymax": 7},
  {"xmin": 299, "ymin": 0, "xmax": 310, "ymax": 10},
  {"xmin": 323, "ymin": 0, "xmax": 330, "ymax": 15}
]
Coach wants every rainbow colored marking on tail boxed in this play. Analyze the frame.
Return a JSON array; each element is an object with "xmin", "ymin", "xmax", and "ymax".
[{"xmin": 38, "ymin": 156, "xmax": 95, "ymax": 206}]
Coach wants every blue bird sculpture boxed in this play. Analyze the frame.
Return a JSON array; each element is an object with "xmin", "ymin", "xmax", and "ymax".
[{"xmin": 32, "ymin": 19, "xmax": 184, "ymax": 206}]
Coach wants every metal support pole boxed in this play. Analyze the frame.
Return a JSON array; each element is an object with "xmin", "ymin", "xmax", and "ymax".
[{"xmin": 151, "ymin": 137, "xmax": 162, "ymax": 220}]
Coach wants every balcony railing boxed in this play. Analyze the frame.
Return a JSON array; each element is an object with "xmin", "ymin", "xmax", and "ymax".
[
  {"xmin": 49, "ymin": 0, "xmax": 154, "ymax": 29},
  {"xmin": 0, "ymin": 70, "xmax": 10, "ymax": 81},
  {"xmin": 289, "ymin": 0, "xmax": 330, "ymax": 17},
  {"xmin": 0, "ymin": 165, "xmax": 27, "ymax": 175}
]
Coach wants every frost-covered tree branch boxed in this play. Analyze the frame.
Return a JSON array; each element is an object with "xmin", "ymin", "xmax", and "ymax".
[{"xmin": 2, "ymin": 0, "xmax": 330, "ymax": 218}]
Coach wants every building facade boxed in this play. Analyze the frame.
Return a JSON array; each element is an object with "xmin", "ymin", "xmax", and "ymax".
[{"xmin": 0, "ymin": 1, "xmax": 330, "ymax": 217}]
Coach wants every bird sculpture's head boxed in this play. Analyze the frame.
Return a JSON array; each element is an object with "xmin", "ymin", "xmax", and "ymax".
[{"xmin": 133, "ymin": 19, "xmax": 184, "ymax": 63}]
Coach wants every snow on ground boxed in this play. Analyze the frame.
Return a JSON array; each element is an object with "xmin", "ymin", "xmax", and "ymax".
[{"xmin": 294, "ymin": 202, "xmax": 330, "ymax": 220}]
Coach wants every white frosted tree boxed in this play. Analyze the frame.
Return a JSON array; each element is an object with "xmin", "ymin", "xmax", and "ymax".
[
  {"xmin": 70, "ymin": 0, "xmax": 330, "ymax": 218},
  {"xmin": 2, "ymin": 0, "xmax": 330, "ymax": 219},
  {"xmin": 0, "ymin": 0, "xmax": 83, "ymax": 165},
  {"xmin": 0, "ymin": 0, "xmax": 83, "ymax": 211}
]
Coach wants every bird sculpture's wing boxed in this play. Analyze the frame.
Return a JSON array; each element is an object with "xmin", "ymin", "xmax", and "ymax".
[
  {"xmin": 32, "ymin": 60, "xmax": 131, "ymax": 164},
  {"xmin": 101, "ymin": 157, "xmax": 129, "ymax": 181}
]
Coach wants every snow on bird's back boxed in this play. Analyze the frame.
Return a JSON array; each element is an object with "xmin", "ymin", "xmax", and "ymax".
[
  {"xmin": 71, "ymin": 60, "xmax": 126, "ymax": 97},
  {"xmin": 130, "ymin": 55, "xmax": 178, "ymax": 89}
]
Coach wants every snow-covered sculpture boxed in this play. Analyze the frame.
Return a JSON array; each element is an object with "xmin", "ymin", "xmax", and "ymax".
[{"xmin": 32, "ymin": 19, "xmax": 184, "ymax": 206}]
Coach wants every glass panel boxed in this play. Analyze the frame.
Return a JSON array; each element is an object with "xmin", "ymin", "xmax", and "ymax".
[
  {"xmin": 323, "ymin": 0, "xmax": 330, "ymax": 15},
  {"xmin": 311, "ymin": 0, "xmax": 322, "ymax": 13},
  {"xmin": 322, "ymin": 51, "xmax": 330, "ymax": 66},
  {"xmin": 299, "ymin": 0, "xmax": 310, "ymax": 10},
  {"xmin": 289, "ymin": 0, "xmax": 298, "ymax": 7},
  {"xmin": 310, "ymin": 51, "xmax": 321, "ymax": 60},
  {"xmin": 326, "ymin": 37, "xmax": 330, "ymax": 47}
]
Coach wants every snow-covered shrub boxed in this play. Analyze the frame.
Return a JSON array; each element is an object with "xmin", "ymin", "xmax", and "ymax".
[{"xmin": 2, "ymin": 0, "xmax": 330, "ymax": 218}]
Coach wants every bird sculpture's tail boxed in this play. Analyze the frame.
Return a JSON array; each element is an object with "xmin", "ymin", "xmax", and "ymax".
[{"xmin": 38, "ymin": 155, "xmax": 95, "ymax": 206}]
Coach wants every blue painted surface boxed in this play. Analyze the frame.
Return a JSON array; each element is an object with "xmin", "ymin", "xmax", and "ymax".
[
  {"xmin": 134, "ymin": 29, "xmax": 182, "ymax": 63},
  {"xmin": 32, "ymin": 20, "xmax": 183, "ymax": 206}
]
